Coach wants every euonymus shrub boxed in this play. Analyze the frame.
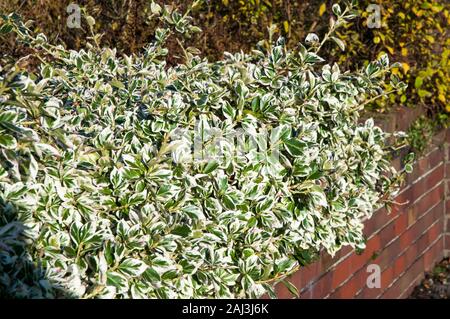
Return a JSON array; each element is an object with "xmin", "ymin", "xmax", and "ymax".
[{"xmin": 0, "ymin": 2, "xmax": 410, "ymax": 298}]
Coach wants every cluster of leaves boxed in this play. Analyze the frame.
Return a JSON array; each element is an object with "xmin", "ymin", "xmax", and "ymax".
[
  {"xmin": 175, "ymin": 0, "xmax": 450, "ymax": 118},
  {"xmin": 0, "ymin": 0, "xmax": 154, "ymax": 56},
  {"xmin": 197, "ymin": 0, "xmax": 450, "ymax": 116},
  {"xmin": 406, "ymin": 116, "xmax": 441, "ymax": 156},
  {"xmin": 2, "ymin": 1, "xmax": 448, "ymax": 117},
  {"xmin": 333, "ymin": 0, "xmax": 450, "ymax": 117},
  {"xmin": 0, "ymin": 2, "xmax": 410, "ymax": 299}
]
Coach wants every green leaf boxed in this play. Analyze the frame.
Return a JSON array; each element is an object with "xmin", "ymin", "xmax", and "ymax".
[
  {"xmin": 150, "ymin": 1, "xmax": 162, "ymax": 15},
  {"xmin": 332, "ymin": 3, "xmax": 342, "ymax": 16},
  {"xmin": 331, "ymin": 36, "xmax": 345, "ymax": 51},
  {"xmin": 284, "ymin": 138, "xmax": 304, "ymax": 157},
  {"xmin": 203, "ymin": 160, "xmax": 219, "ymax": 174},
  {"xmin": 70, "ymin": 222, "xmax": 96, "ymax": 246},
  {"xmin": 0, "ymin": 111, "xmax": 17, "ymax": 123},
  {"xmin": 86, "ymin": 16, "xmax": 96, "ymax": 28},
  {"xmin": 128, "ymin": 193, "xmax": 146, "ymax": 206},
  {"xmin": 0, "ymin": 24, "xmax": 13, "ymax": 34},
  {"xmin": 171, "ymin": 224, "xmax": 191, "ymax": 237},
  {"xmin": 310, "ymin": 185, "xmax": 328, "ymax": 207},
  {"xmin": 0, "ymin": 134, "xmax": 17, "ymax": 149},
  {"xmin": 404, "ymin": 164, "xmax": 413, "ymax": 173},
  {"xmin": 223, "ymin": 194, "xmax": 237, "ymax": 210},
  {"xmin": 182, "ymin": 205, "xmax": 205, "ymax": 220},
  {"xmin": 118, "ymin": 258, "xmax": 147, "ymax": 277},
  {"xmin": 276, "ymin": 258, "xmax": 296, "ymax": 273},
  {"xmin": 35, "ymin": 143, "xmax": 60, "ymax": 157},
  {"xmin": 110, "ymin": 167, "xmax": 124, "ymax": 189},
  {"xmin": 161, "ymin": 269, "xmax": 179, "ymax": 280},
  {"xmin": 415, "ymin": 77, "xmax": 423, "ymax": 89},
  {"xmin": 281, "ymin": 280, "xmax": 299, "ymax": 298},
  {"xmin": 304, "ymin": 52, "xmax": 325, "ymax": 64},
  {"xmin": 106, "ymin": 272, "xmax": 129, "ymax": 292},
  {"xmin": 111, "ymin": 79, "xmax": 125, "ymax": 90},
  {"xmin": 143, "ymin": 267, "xmax": 161, "ymax": 282},
  {"xmin": 149, "ymin": 169, "xmax": 172, "ymax": 180}
]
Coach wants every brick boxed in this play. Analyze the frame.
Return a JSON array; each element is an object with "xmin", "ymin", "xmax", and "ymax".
[
  {"xmin": 410, "ymin": 203, "xmax": 443, "ymax": 242},
  {"xmin": 379, "ymin": 221, "xmax": 397, "ymax": 247},
  {"xmin": 275, "ymin": 281, "xmax": 294, "ymax": 299},
  {"xmin": 393, "ymin": 254, "xmax": 406, "ymax": 277},
  {"xmin": 447, "ymin": 128, "xmax": 450, "ymax": 143},
  {"xmin": 446, "ymin": 234, "xmax": 450, "ymax": 251},
  {"xmin": 429, "ymin": 147, "xmax": 445, "ymax": 169},
  {"xmin": 398, "ymin": 272, "xmax": 424, "ymax": 299},
  {"xmin": 427, "ymin": 220, "xmax": 443, "ymax": 243},
  {"xmin": 383, "ymin": 236, "xmax": 444, "ymax": 299},
  {"xmin": 446, "ymin": 200, "xmax": 450, "ymax": 217},
  {"xmin": 337, "ymin": 246, "xmax": 353, "ymax": 259},
  {"xmin": 432, "ymin": 130, "xmax": 447, "ymax": 146},
  {"xmin": 364, "ymin": 208, "xmax": 396, "ymax": 239},
  {"xmin": 401, "ymin": 220, "xmax": 442, "ymax": 273},
  {"xmin": 372, "ymin": 112, "xmax": 395, "ymax": 133},
  {"xmin": 424, "ymin": 165, "xmax": 445, "ymax": 190},
  {"xmin": 356, "ymin": 267, "xmax": 383, "ymax": 299},
  {"xmin": 320, "ymin": 251, "xmax": 338, "ymax": 271},
  {"xmin": 410, "ymin": 165, "xmax": 444, "ymax": 204},
  {"xmin": 406, "ymin": 148, "xmax": 443, "ymax": 185},
  {"xmin": 377, "ymin": 239, "xmax": 402, "ymax": 270},
  {"xmin": 395, "ymin": 187, "xmax": 415, "ymax": 210},
  {"xmin": 394, "ymin": 213, "xmax": 408, "ymax": 236},
  {"xmin": 357, "ymin": 284, "xmax": 383, "ymax": 299},
  {"xmin": 399, "ymin": 228, "xmax": 413, "ymax": 248},
  {"xmin": 381, "ymin": 256, "xmax": 423, "ymax": 299},
  {"xmin": 394, "ymin": 106, "xmax": 423, "ymax": 132},
  {"xmin": 310, "ymin": 271, "xmax": 334, "ymax": 299},
  {"xmin": 298, "ymin": 261, "xmax": 322, "ymax": 290},
  {"xmin": 330, "ymin": 257, "xmax": 352, "ymax": 291},
  {"xmin": 298, "ymin": 289, "xmax": 312, "ymax": 299},
  {"xmin": 328, "ymin": 271, "xmax": 364, "ymax": 299},
  {"xmin": 349, "ymin": 236, "xmax": 381, "ymax": 274},
  {"xmin": 406, "ymin": 158, "xmax": 427, "ymax": 186},
  {"xmin": 407, "ymin": 184, "xmax": 444, "ymax": 227},
  {"xmin": 423, "ymin": 237, "xmax": 444, "ymax": 270},
  {"xmin": 404, "ymin": 244, "xmax": 419, "ymax": 267},
  {"xmin": 447, "ymin": 180, "xmax": 450, "ymax": 196}
]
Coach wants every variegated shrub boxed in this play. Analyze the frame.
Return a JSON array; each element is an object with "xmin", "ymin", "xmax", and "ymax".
[{"xmin": 0, "ymin": 2, "xmax": 410, "ymax": 298}]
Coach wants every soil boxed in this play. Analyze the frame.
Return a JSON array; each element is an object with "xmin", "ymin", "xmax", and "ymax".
[{"xmin": 409, "ymin": 258, "xmax": 450, "ymax": 299}]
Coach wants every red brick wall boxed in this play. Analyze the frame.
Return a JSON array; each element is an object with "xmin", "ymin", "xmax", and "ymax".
[{"xmin": 275, "ymin": 129, "xmax": 449, "ymax": 299}]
